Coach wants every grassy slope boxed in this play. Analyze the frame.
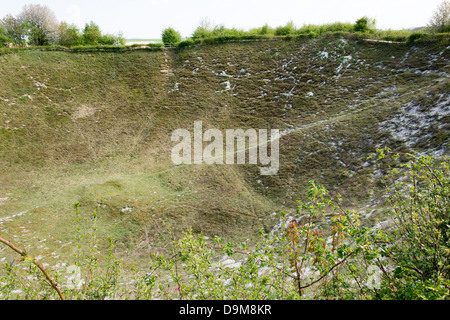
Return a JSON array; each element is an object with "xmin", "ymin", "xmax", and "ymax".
[{"xmin": 0, "ymin": 36, "xmax": 449, "ymax": 267}]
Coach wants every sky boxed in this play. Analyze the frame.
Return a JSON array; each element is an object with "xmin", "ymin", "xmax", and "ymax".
[{"xmin": 0, "ymin": 0, "xmax": 445, "ymax": 39}]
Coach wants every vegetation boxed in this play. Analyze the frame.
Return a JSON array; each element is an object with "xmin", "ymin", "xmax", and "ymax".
[
  {"xmin": 274, "ymin": 21, "xmax": 296, "ymax": 36},
  {"xmin": 0, "ymin": 25, "xmax": 11, "ymax": 46},
  {"xmin": 0, "ymin": 4, "xmax": 124, "ymax": 48},
  {"xmin": 0, "ymin": 14, "xmax": 27, "ymax": 45},
  {"xmin": 176, "ymin": 4, "xmax": 449, "ymax": 49},
  {"xmin": 354, "ymin": 16, "xmax": 376, "ymax": 33},
  {"xmin": 82, "ymin": 21, "xmax": 102, "ymax": 45},
  {"xmin": 428, "ymin": 1, "xmax": 450, "ymax": 33},
  {"xmin": 1, "ymin": 2, "xmax": 450, "ymax": 50},
  {"xmin": 0, "ymin": 1, "xmax": 449, "ymax": 301},
  {"xmin": 1, "ymin": 152, "xmax": 448, "ymax": 299},
  {"xmin": 0, "ymin": 31, "xmax": 448, "ymax": 254},
  {"xmin": 18, "ymin": 4, "xmax": 58, "ymax": 46},
  {"xmin": 162, "ymin": 27, "xmax": 182, "ymax": 45},
  {"xmin": 56, "ymin": 22, "xmax": 83, "ymax": 47}
]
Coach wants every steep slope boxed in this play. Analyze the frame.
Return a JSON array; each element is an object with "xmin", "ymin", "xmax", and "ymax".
[{"xmin": 0, "ymin": 36, "xmax": 448, "ymax": 266}]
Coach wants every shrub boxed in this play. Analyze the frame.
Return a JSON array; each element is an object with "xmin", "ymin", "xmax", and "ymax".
[
  {"xmin": 256, "ymin": 23, "xmax": 274, "ymax": 35},
  {"xmin": 428, "ymin": 1, "xmax": 450, "ymax": 33},
  {"xmin": 147, "ymin": 42, "xmax": 164, "ymax": 48},
  {"xmin": 354, "ymin": 16, "xmax": 376, "ymax": 33},
  {"xmin": 214, "ymin": 26, "xmax": 244, "ymax": 38},
  {"xmin": 0, "ymin": 150, "xmax": 448, "ymax": 299},
  {"xmin": 408, "ymin": 32, "xmax": 428, "ymax": 43},
  {"xmin": 370, "ymin": 149, "xmax": 450, "ymax": 299},
  {"xmin": 25, "ymin": 22, "xmax": 50, "ymax": 46},
  {"xmin": 162, "ymin": 27, "xmax": 181, "ymax": 45},
  {"xmin": 192, "ymin": 24, "xmax": 247, "ymax": 40},
  {"xmin": 192, "ymin": 26, "xmax": 212, "ymax": 40},
  {"xmin": 0, "ymin": 25, "xmax": 12, "ymax": 46},
  {"xmin": 375, "ymin": 29, "xmax": 411, "ymax": 42},
  {"xmin": 0, "ymin": 14, "xmax": 26, "ymax": 45},
  {"xmin": 307, "ymin": 31, "xmax": 317, "ymax": 39},
  {"xmin": 191, "ymin": 18, "xmax": 215, "ymax": 40},
  {"xmin": 297, "ymin": 22, "xmax": 354, "ymax": 36},
  {"xmin": 275, "ymin": 21, "xmax": 296, "ymax": 36},
  {"xmin": 100, "ymin": 34, "xmax": 115, "ymax": 45},
  {"xmin": 323, "ymin": 22, "xmax": 354, "ymax": 33},
  {"xmin": 177, "ymin": 38, "xmax": 195, "ymax": 48},
  {"xmin": 149, "ymin": 150, "xmax": 450, "ymax": 300},
  {"xmin": 56, "ymin": 22, "xmax": 82, "ymax": 47},
  {"xmin": 82, "ymin": 21, "xmax": 102, "ymax": 45},
  {"xmin": 99, "ymin": 34, "xmax": 124, "ymax": 45}
]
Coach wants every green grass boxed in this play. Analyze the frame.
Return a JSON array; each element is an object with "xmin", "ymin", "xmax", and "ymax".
[{"xmin": 0, "ymin": 37, "xmax": 448, "ymax": 270}]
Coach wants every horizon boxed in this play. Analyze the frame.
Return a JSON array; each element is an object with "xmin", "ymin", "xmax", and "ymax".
[{"xmin": 0, "ymin": 0, "xmax": 444, "ymax": 39}]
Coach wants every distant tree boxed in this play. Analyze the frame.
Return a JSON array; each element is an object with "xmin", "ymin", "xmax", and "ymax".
[
  {"xmin": 0, "ymin": 14, "xmax": 26, "ymax": 45},
  {"xmin": 18, "ymin": 4, "xmax": 59, "ymax": 45},
  {"xmin": 1, "ymin": 5, "xmax": 124, "ymax": 47},
  {"xmin": 354, "ymin": 16, "xmax": 376, "ymax": 33},
  {"xmin": 0, "ymin": 25, "xmax": 12, "ymax": 46},
  {"xmin": 162, "ymin": 27, "xmax": 181, "ymax": 44},
  {"xmin": 56, "ymin": 22, "xmax": 82, "ymax": 47},
  {"xmin": 428, "ymin": 1, "xmax": 450, "ymax": 33},
  {"xmin": 82, "ymin": 21, "xmax": 102, "ymax": 45}
]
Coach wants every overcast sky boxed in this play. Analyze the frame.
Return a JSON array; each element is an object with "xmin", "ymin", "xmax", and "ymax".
[{"xmin": 0, "ymin": 0, "xmax": 444, "ymax": 39}]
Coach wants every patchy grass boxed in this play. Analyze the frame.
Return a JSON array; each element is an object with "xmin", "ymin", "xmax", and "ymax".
[{"xmin": 0, "ymin": 37, "xmax": 448, "ymax": 269}]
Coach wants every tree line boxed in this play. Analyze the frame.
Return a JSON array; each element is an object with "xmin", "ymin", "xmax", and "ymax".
[
  {"xmin": 0, "ymin": 4, "xmax": 125, "ymax": 47},
  {"xmin": 163, "ymin": 1, "xmax": 449, "ymax": 45},
  {"xmin": 1, "ymin": 2, "xmax": 449, "ymax": 48}
]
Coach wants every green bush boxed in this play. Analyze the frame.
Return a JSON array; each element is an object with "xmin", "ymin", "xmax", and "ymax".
[
  {"xmin": 99, "ymin": 34, "xmax": 116, "ymax": 45},
  {"xmin": 427, "ymin": 1, "xmax": 450, "ymax": 33},
  {"xmin": 177, "ymin": 38, "xmax": 195, "ymax": 48},
  {"xmin": 0, "ymin": 25, "xmax": 11, "ymax": 46},
  {"xmin": 253, "ymin": 23, "xmax": 274, "ymax": 35},
  {"xmin": 0, "ymin": 14, "xmax": 26, "ymax": 46},
  {"xmin": 57, "ymin": 22, "xmax": 82, "ymax": 47},
  {"xmin": 296, "ymin": 22, "xmax": 354, "ymax": 36},
  {"xmin": 144, "ymin": 151, "xmax": 450, "ymax": 300},
  {"xmin": 162, "ymin": 27, "xmax": 181, "ymax": 45},
  {"xmin": 354, "ymin": 16, "xmax": 376, "ymax": 33},
  {"xmin": 25, "ymin": 22, "xmax": 49, "ymax": 46},
  {"xmin": 99, "ymin": 33, "xmax": 125, "ymax": 46},
  {"xmin": 82, "ymin": 21, "xmax": 102, "ymax": 45},
  {"xmin": 370, "ymin": 149, "xmax": 450, "ymax": 299},
  {"xmin": 275, "ymin": 21, "xmax": 296, "ymax": 36},
  {"xmin": 192, "ymin": 26, "xmax": 212, "ymax": 39},
  {"xmin": 323, "ymin": 22, "xmax": 354, "ymax": 33},
  {"xmin": 408, "ymin": 32, "xmax": 429, "ymax": 43},
  {"xmin": 371, "ymin": 29, "xmax": 410, "ymax": 42},
  {"xmin": 192, "ymin": 24, "xmax": 248, "ymax": 40}
]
